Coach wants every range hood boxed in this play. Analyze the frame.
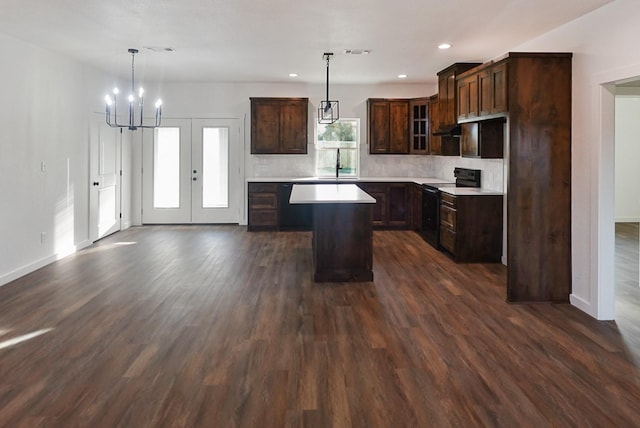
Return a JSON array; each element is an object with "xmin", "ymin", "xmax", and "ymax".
[{"xmin": 432, "ymin": 124, "xmax": 461, "ymax": 137}]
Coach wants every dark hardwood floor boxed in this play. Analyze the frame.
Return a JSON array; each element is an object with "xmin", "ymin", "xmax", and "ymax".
[{"xmin": 1, "ymin": 225, "xmax": 640, "ymax": 427}]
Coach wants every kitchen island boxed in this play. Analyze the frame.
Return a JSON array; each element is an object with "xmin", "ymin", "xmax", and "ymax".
[{"xmin": 290, "ymin": 184, "xmax": 376, "ymax": 282}]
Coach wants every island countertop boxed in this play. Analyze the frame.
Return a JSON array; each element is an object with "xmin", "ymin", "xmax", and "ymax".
[{"xmin": 290, "ymin": 184, "xmax": 376, "ymax": 204}]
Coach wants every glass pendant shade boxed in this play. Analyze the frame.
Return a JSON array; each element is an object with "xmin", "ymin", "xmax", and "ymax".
[{"xmin": 318, "ymin": 100, "xmax": 339, "ymax": 124}]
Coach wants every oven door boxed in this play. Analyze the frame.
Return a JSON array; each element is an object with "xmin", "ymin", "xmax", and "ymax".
[{"xmin": 421, "ymin": 186, "xmax": 440, "ymax": 248}]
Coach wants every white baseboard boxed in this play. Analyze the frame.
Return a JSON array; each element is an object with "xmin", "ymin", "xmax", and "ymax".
[
  {"xmin": 0, "ymin": 239, "xmax": 93, "ymax": 288},
  {"xmin": 569, "ymin": 293, "xmax": 609, "ymax": 320},
  {"xmin": 0, "ymin": 255, "xmax": 57, "ymax": 287}
]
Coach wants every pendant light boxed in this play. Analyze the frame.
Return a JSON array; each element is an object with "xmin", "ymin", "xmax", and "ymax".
[
  {"xmin": 104, "ymin": 48, "xmax": 163, "ymax": 131},
  {"xmin": 318, "ymin": 52, "xmax": 339, "ymax": 124}
]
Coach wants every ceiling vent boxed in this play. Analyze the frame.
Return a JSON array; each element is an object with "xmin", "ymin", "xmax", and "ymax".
[
  {"xmin": 144, "ymin": 46, "xmax": 175, "ymax": 52},
  {"xmin": 343, "ymin": 49, "xmax": 370, "ymax": 55}
]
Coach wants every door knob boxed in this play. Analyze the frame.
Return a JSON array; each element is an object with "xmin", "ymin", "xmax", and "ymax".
[
  {"xmin": 192, "ymin": 177, "xmax": 197, "ymax": 181},
  {"xmin": 93, "ymin": 182, "xmax": 99, "ymax": 186}
]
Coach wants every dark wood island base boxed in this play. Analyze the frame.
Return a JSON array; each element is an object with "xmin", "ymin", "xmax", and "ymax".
[{"xmin": 312, "ymin": 203, "xmax": 373, "ymax": 282}]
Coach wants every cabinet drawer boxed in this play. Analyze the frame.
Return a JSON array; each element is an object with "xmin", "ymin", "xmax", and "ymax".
[
  {"xmin": 248, "ymin": 183, "xmax": 278, "ymax": 193},
  {"xmin": 249, "ymin": 193, "xmax": 277, "ymax": 210},
  {"xmin": 440, "ymin": 205, "xmax": 457, "ymax": 229},
  {"xmin": 249, "ymin": 209, "xmax": 278, "ymax": 227},
  {"xmin": 440, "ymin": 226, "xmax": 456, "ymax": 254},
  {"xmin": 440, "ymin": 192, "xmax": 456, "ymax": 207}
]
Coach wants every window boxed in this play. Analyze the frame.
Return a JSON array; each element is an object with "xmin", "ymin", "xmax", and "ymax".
[{"xmin": 315, "ymin": 118, "xmax": 359, "ymax": 177}]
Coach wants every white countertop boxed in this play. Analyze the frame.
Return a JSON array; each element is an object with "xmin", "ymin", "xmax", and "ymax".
[
  {"xmin": 290, "ymin": 184, "xmax": 376, "ymax": 204},
  {"xmin": 247, "ymin": 176, "xmax": 455, "ymax": 185},
  {"xmin": 439, "ymin": 187, "xmax": 504, "ymax": 196}
]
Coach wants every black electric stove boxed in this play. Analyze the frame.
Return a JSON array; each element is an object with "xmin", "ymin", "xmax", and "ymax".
[{"xmin": 420, "ymin": 168, "xmax": 481, "ymax": 248}]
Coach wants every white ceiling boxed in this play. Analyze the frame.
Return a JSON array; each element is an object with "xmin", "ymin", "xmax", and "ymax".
[{"xmin": 0, "ymin": 0, "xmax": 613, "ymax": 85}]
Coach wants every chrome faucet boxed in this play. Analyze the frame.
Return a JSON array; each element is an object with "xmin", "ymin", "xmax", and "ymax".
[{"xmin": 336, "ymin": 148, "xmax": 342, "ymax": 178}]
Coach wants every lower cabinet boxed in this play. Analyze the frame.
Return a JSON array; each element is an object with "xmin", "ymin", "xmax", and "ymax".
[
  {"xmin": 439, "ymin": 192, "xmax": 503, "ymax": 262},
  {"xmin": 247, "ymin": 182, "xmax": 313, "ymax": 231},
  {"xmin": 357, "ymin": 182, "xmax": 408, "ymax": 229},
  {"xmin": 357, "ymin": 183, "xmax": 387, "ymax": 227},
  {"xmin": 248, "ymin": 183, "xmax": 279, "ymax": 230},
  {"xmin": 387, "ymin": 184, "xmax": 409, "ymax": 228}
]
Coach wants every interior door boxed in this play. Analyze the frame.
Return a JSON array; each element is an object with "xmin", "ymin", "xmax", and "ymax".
[
  {"xmin": 142, "ymin": 118, "xmax": 240, "ymax": 224},
  {"xmin": 89, "ymin": 117, "xmax": 121, "ymax": 242}
]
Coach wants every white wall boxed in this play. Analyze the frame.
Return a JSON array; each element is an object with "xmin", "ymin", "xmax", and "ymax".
[
  {"xmin": 615, "ymin": 93, "xmax": 640, "ymax": 222},
  {"xmin": 510, "ymin": 0, "xmax": 640, "ymax": 319},
  {"xmin": 0, "ymin": 33, "xmax": 107, "ymax": 286}
]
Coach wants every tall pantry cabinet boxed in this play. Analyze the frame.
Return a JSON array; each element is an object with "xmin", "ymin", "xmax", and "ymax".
[{"xmin": 504, "ymin": 53, "xmax": 572, "ymax": 303}]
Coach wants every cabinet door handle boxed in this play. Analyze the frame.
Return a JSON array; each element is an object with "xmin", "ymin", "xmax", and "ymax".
[{"xmin": 93, "ymin": 182, "xmax": 100, "ymax": 186}]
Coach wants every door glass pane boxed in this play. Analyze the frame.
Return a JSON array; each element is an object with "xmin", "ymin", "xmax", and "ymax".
[
  {"xmin": 154, "ymin": 127, "xmax": 181, "ymax": 208},
  {"xmin": 202, "ymin": 127, "xmax": 229, "ymax": 208}
]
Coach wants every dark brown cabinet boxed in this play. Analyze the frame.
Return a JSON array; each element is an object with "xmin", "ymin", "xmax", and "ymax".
[
  {"xmin": 439, "ymin": 52, "xmax": 571, "ymax": 301},
  {"xmin": 504, "ymin": 52, "xmax": 572, "ymax": 303},
  {"xmin": 247, "ymin": 182, "xmax": 279, "ymax": 230},
  {"xmin": 428, "ymin": 94, "xmax": 441, "ymax": 155},
  {"xmin": 409, "ymin": 98, "xmax": 430, "ymax": 154},
  {"xmin": 457, "ymin": 61, "xmax": 509, "ymax": 123},
  {"xmin": 357, "ymin": 182, "xmax": 408, "ymax": 228},
  {"xmin": 460, "ymin": 119, "xmax": 505, "ymax": 159},
  {"xmin": 457, "ymin": 73, "xmax": 479, "ymax": 121},
  {"xmin": 368, "ymin": 99, "xmax": 410, "ymax": 154},
  {"xmin": 428, "ymin": 94, "xmax": 460, "ymax": 156},
  {"xmin": 490, "ymin": 61, "xmax": 508, "ymax": 115},
  {"xmin": 439, "ymin": 192, "xmax": 503, "ymax": 263},
  {"xmin": 357, "ymin": 183, "xmax": 387, "ymax": 226},
  {"xmin": 436, "ymin": 63, "xmax": 481, "ymax": 132},
  {"xmin": 250, "ymin": 98, "xmax": 308, "ymax": 154},
  {"xmin": 387, "ymin": 183, "xmax": 409, "ymax": 228}
]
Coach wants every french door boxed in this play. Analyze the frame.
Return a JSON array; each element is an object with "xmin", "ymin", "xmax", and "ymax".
[{"xmin": 142, "ymin": 118, "xmax": 240, "ymax": 224}]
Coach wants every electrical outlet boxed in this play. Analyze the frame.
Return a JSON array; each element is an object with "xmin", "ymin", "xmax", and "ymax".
[
  {"xmin": 40, "ymin": 161, "xmax": 47, "ymax": 172},
  {"xmin": 41, "ymin": 232, "xmax": 46, "ymax": 244}
]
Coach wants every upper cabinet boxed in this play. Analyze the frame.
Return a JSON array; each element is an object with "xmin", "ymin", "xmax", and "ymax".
[
  {"xmin": 251, "ymin": 97, "xmax": 308, "ymax": 154},
  {"xmin": 428, "ymin": 94, "xmax": 460, "ymax": 156},
  {"xmin": 457, "ymin": 61, "xmax": 508, "ymax": 123},
  {"xmin": 436, "ymin": 63, "xmax": 481, "ymax": 132},
  {"xmin": 409, "ymin": 97, "xmax": 430, "ymax": 154},
  {"xmin": 368, "ymin": 98, "xmax": 410, "ymax": 154},
  {"xmin": 460, "ymin": 119, "xmax": 504, "ymax": 159}
]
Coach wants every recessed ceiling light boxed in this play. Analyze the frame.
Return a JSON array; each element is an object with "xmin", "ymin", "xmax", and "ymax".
[
  {"xmin": 398, "ymin": 74, "xmax": 407, "ymax": 79},
  {"xmin": 438, "ymin": 43, "xmax": 451, "ymax": 50},
  {"xmin": 289, "ymin": 73, "xmax": 298, "ymax": 78}
]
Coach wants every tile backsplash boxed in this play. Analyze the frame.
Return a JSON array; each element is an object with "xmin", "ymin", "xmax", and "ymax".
[{"xmin": 248, "ymin": 146, "xmax": 506, "ymax": 192}]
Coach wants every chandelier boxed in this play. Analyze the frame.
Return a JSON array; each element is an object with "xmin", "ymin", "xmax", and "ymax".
[
  {"xmin": 318, "ymin": 52, "xmax": 339, "ymax": 124},
  {"xmin": 104, "ymin": 48, "xmax": 162, "ymax": 131}
]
